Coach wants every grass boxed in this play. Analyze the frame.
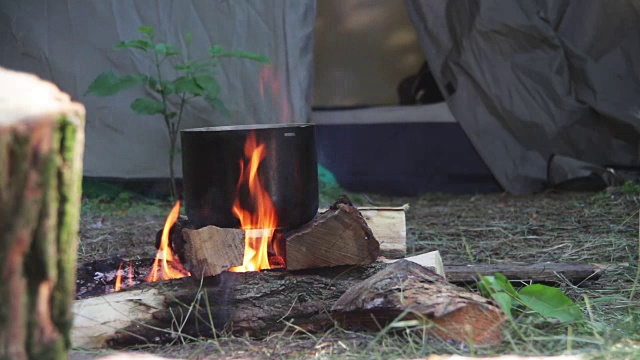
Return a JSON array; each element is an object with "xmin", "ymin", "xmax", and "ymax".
[{"xmin": 73, "ymin": 185, "xmax": 640, "ymax": 359}]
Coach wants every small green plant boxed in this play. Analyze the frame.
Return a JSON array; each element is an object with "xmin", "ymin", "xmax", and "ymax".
[
  {"xmin": 619, "ymin": 180, "xmax": 640, "ymax": 195},
  {"xmin": 478, "ymin": 273, "xmax": 583, "ymax": 323},
  {"xmin": 86, "ymin": 26, "xmax": 268, "ymax": 201}
]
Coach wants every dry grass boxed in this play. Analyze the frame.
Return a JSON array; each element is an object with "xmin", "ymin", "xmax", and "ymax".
[{"xmin": 72, "ymin": 189, "xmax": 640, "ymax": 359}]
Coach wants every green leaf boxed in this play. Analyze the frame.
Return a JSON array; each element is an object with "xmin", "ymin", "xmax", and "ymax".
[
  {"xmin": 209, "ymin": 45, "xmax": 225, "ymax": 57},
  {"xmin": 172, "ymin": 76, "xmax": 203, "ymax": 95},
  {"xmin": 130, "ymin": 98, "xmax": 165, "ymax": 115},
  {"xmin": 478, "ymin": 274, "xmax": 517, "ymax": 298},
  {"xmin": 160, "ymin": 80, "xmax": 175, "ymax": 95},
  {"xmin": 517, "ymin": 284, "xmax": 583, "ymax": 323},
  {"xmin": 221, "ymin": 50, "xmax": 269, "ymax": 63},
  {"xmin": 209, "ymin": 45, "xmax": 268, "ymax": 63},
  {"xmin": 194, "ymin": 74, "xmax": 220, "ymax": 98},
  {"xmin": 185, "ymin": 32, "xmax": 192, "ymax": 47},
  {"xmin": 174, "ymin": 64, "xmax": 192, "ymax": 72},
  {"xmin": 147, "ymin": 77, "xmax": 159, "ymax": 91},
  {"xmin": 138, "ymin": 26, "xmax": 156, "ymax": 39},
  {"xmin": 154, "ymin": 43, "xmax": 180, "ymax": 56},
  {"xmin": 85, "ymin": 71, "xmax": 146, "ymax": 96},
  {"xmin": 192, "ymin": 60, "xmax": 217, "ymax": 71},
  {"xmin": 491, "ymin": 292, "xmax": 514, "ymax": 317},
  {"xmin": 207, "ymin": 97, "xmax": 230, "ymax": 117},
  {"xmin": 114, "ymin": 40, "xmax": 151, "ymax": 51}
]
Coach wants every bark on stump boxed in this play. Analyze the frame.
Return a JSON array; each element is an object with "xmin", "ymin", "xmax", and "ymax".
[{"xmin": 0, "ymin": 67, "xmax": 85, "ymax": 360}]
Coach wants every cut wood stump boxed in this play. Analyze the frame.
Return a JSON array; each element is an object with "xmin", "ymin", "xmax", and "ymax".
[
  {"xmin": 284, "ymin": 200, "xmax": 380, "ymax": 270},
  {"xmin": 331, "ymin": 260, "xmax": 507, "ymax": 346},
  {"xmin": 0, "ymin": 67, "xmax": 85, "ymax": 359}
]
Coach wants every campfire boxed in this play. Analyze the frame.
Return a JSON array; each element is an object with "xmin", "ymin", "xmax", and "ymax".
[
  {"xmin": 72, "ymin": 122, "xmax": 505, "ymax": 349},
  {"xmin": 72, "ymin": 125, "xmax": 602, "ymax": 351},
  {"xmin": 111, "ymin": 129, "xmax": 295, "ymax": 293}
]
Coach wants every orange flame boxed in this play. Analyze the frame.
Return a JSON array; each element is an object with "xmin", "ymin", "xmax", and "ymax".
[
  {"xmin": 114, "ymin": 261, "xmax": 124, "ymax": 291},
  {"xmin": 147, "ymin": 201, "xmax": 191, "ymax": 282},
  {"xmin": 259, "ymin": 65, "xmax": 291, "ymax": 123},
  {"xmin": 228, "ymin": 132, "xmax": 282, "ymax": 272}
]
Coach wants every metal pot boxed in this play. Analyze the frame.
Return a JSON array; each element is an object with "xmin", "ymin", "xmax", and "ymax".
[{"xmin": 181, "ymin": 123, "xmax": 319, "ymax": 229}]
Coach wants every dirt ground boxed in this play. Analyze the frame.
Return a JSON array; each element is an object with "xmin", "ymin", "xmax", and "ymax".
[{"xmin": 72, "ymin": 189, "xmax": 640, "ymax": 359}]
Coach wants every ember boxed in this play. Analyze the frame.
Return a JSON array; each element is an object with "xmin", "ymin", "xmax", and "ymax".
[
  {"xmin": 148, "ymin": 201, "xmax": 191, "ymax": 281},
  {"xmin": 229, "ymin": 132, "xmax": 284, "ymax": 272}
]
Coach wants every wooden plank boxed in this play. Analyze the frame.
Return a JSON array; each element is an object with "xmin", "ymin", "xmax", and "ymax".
[
  {"xmin": 444, "ymin": 262, "xmax": 602, "ymax": 284},
  {"xmin": 382, "ymin": 250, "xmax": 445, "ymax": 278}
]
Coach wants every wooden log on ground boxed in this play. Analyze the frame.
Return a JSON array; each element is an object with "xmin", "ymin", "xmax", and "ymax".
[
  {"xmin": 284, "ymin": 201, "xmax": 380, "ymax": 270},
  {"xmin": 182, "ymin": 225, "xmax": 245, "ymax": 277},
  {"xmin": 444, "ymin": 262, "xmax": 602, "ymax": 285},
  {"xmin": 70, "ymin": 258, "xmax": 600, "ymax": 349},
  {"xmin": 331, "ymin": 260, "xmax": 506, "ymax": 346},
  {"xmin": 0, "ymin": 67, "xmax": 85, "ymax": 359},
  {"xmin": 72, "ymin": 263, "xmax": 388, "ymax": 348}
]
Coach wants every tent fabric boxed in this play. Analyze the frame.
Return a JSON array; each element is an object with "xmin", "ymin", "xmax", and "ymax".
[
  {"xmin": 0, "ymin": 0, "xmax": 316, "ymax": 178},
  {"xmin": 406, "ymin": 0, "xmax": 640, "ymax": 194},
  {"xmin": 311, "ymin": 103, "xmax": 456, "ymax": 125},
  {"xmin": 2, "ymin": 0, "xmax": 639, "ymax": 194}
]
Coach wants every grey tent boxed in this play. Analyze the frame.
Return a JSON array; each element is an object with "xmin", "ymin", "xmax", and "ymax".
[{"xmin": 1, "ymin": 0, "xmax": 638, "ymax": 194}]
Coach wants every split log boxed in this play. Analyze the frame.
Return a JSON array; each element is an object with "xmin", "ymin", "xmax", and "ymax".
[
  {"xmin": 320, "ymin": 204, "xmax": 408, "ymax": 259},
  {"xmin": 444, "ymin": 262, "xmax": 602, "ymax": 285},
  {"xmin": 0, "ymin": 68, "xmax": 85, "ymax": 359},
  {"xmin": 284, "ymin": 201, "xmax": 380, "ymax": 270},
  {"xmin": 182, "ymin": 225, "xmax": 245, "ymax": 277},
  {"xmin": 72, "ymin": 263, "xmax": 387, "ymax": 349},
  {"xmin": 331, "ymin": 260, "xmax": 506, "ymax": 346}
]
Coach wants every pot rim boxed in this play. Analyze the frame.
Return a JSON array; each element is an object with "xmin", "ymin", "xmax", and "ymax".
[{"xmin": 182, "ymin": 123, "xmax": 314, "ymax": 133}]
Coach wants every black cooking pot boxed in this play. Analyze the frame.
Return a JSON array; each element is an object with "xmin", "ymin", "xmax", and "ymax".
[{"xmin": 181, "ymin": 123, "xmax": 319, "ymax": 229}]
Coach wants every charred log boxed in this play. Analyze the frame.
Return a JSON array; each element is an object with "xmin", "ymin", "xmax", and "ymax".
[{"xmin": 72, "ymin": 263, "xmax": 387, "ymax": 348}]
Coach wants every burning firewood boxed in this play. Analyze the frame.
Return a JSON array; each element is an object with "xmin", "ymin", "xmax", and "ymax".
[
  {"xmin": 172, "ymin": 196, "xmax": 404, "ymax": 276},
  {"xmin": 182, "ymin": 225, "xmax": 245, "ymax": 277}
]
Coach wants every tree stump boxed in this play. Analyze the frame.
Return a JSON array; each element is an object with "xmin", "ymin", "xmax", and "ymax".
[{"xmin": 0, "ymin": 67, "xmax": 85, "ymax": 360}]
